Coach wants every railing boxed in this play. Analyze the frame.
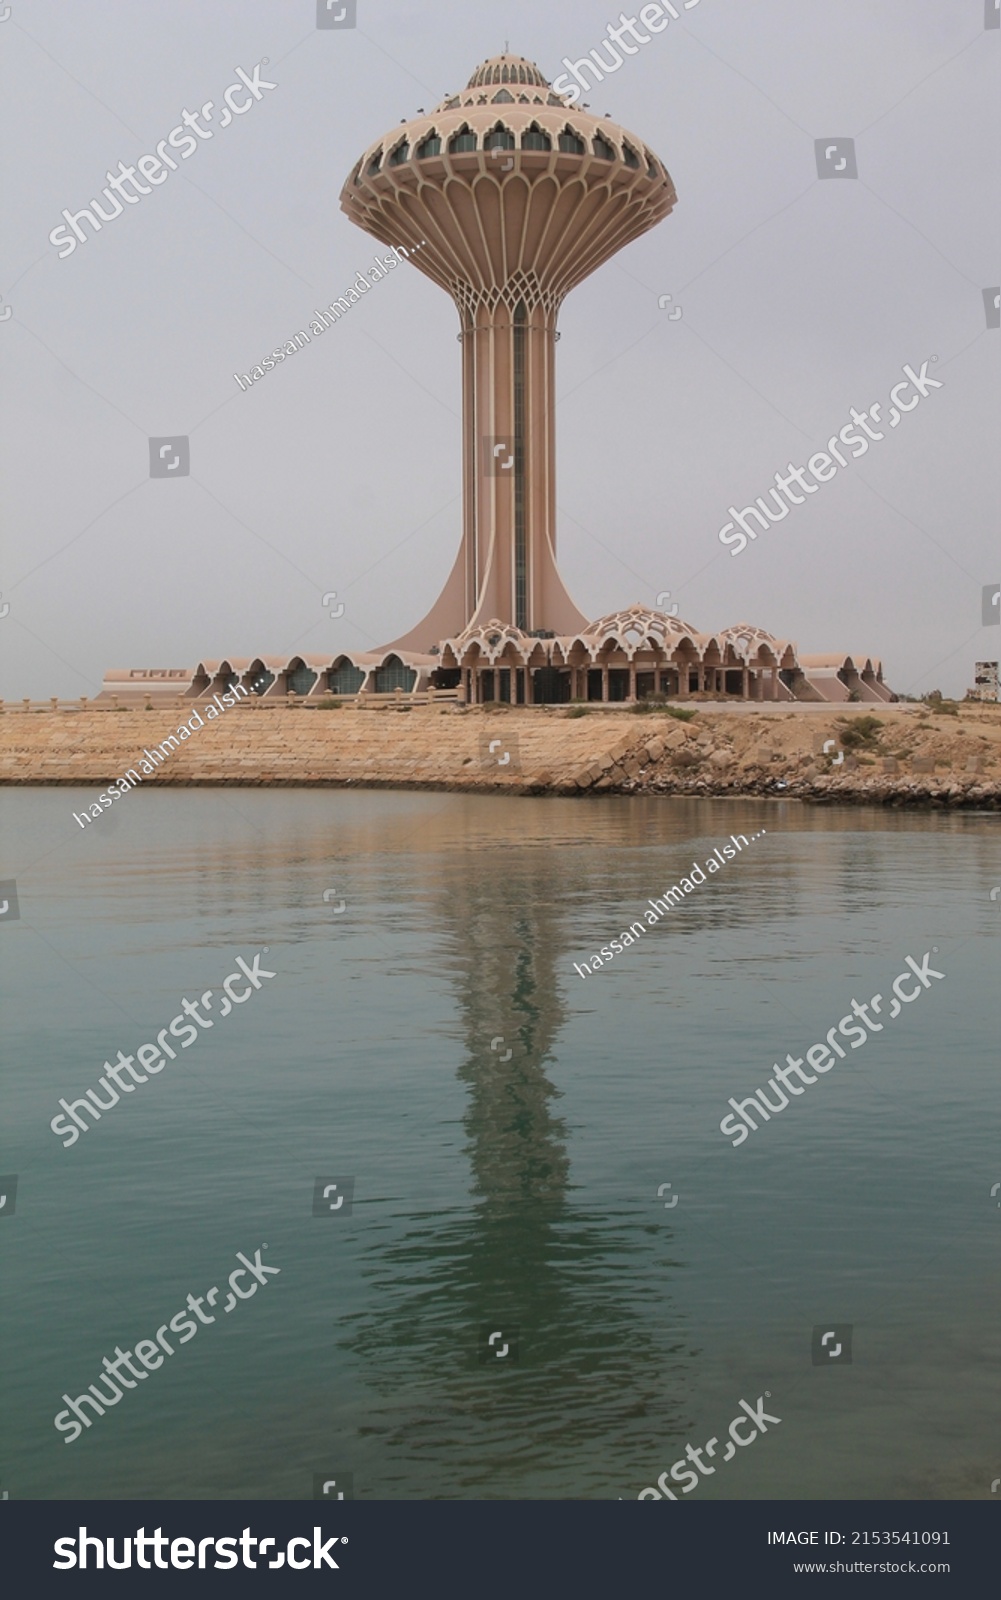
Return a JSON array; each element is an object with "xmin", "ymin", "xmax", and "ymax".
[{"xmin": 0, "ymin": 686, "xmax": 468, "ymax": 712}]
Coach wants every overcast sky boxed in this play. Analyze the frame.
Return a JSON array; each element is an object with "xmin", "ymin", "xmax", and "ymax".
[{"xmin": 1, "ymin": 0, "xmax": 998, "ymax": 699}]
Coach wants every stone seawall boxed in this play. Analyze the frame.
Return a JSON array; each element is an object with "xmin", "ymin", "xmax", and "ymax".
[{"xmin": 1, "ymin": 703, "xmax": 999, "ymax": 807}]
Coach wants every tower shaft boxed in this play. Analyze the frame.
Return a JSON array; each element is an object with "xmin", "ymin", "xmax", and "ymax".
[{"xmin": 462, "ymin": 302, "xmax": 585, "ymax": 636}]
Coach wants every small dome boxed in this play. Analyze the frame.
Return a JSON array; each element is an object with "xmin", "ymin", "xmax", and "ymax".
[
  {"xmin": 585, "ymin": 603, "xmax": 699, "ymax": 638},
  {"xmin": 720, "ymin": 622, "xmax": 780, "ymax": 654},
  {"xmin": 466, "ymin": 55, "xmax": 550, "ymax": 91}
]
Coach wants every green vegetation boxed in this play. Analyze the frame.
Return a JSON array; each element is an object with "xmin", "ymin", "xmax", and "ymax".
[
  {"xmin": 628, "ymin": 697, "xmax": 697, "ymax": 720},
  {"xmin": 834, "ymin": 715, "xmax": 883, "ymax": 750}
]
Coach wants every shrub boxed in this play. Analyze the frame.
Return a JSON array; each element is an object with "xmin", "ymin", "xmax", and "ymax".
[
  {"xmin": 835, "ymin": 714, "xmax": 883, "ymax": 750},
  {"xmin": 628, "ymin": 697, "xmax": 697, "ymax": 720},
  {"xmin": 566, "ymin": 705, "xmax": 589, "ymax": 718}
]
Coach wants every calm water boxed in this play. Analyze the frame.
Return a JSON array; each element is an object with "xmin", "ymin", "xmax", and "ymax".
[{"xmin": 1, "ymin": 788, "xmax": 998, "ymax": 1501}]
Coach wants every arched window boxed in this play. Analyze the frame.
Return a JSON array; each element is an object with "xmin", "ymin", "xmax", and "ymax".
[
  {"xmin": 622, "ymin": 143, "xmax": 640, "ymax": 168},
  {"xmin": 491, "ymin": 89, "xmax": 514, "ymax": 103},
  {"xmin": 521, "ymin": 124, "xmax": 551, "ymax": 151},
  {"xmin": 501, "ymin": 66, "xmax": 510, "ymax": 83},
  {"xmin": 592, "ymin": 134, "xmax": 615, "ymax": 160},
  {"xmin": 484, "ymin": 125, "xmax": 515, "ymax": 151},
  {"xmin": 288, "ymin": 666, "xmax": 318, "ymax": 696},
  {"xmin": 327, "ymin": 662, "xmax": 365, "ymax": 695},
  {"xmin": 367, "ymin": 149, "xmax": 382, "ymax": 174},
  {"xmin": 558, "ymin": 127, "xmax": 585, "ymax": 155},
  {"xmin": 448, "ymin": 126, "xmax": 477, "ymax": 153},
  {"xmin": 252, "ymin": 670, "xmax": 275, "ymax": 696},
  {"xmin": 644, "ymin": 150, "xmax": 660, "ymax": 178},
  {"xmin": 388, "ymin": 140, "xmax": 410, "ymax": 166},
  {"xmin": 374, "ymin": 656, "xmax": 417, "ymax": 693},
  {"xmin": 416, "ymin": 132, "xmax": 441, "ymax": 158}
]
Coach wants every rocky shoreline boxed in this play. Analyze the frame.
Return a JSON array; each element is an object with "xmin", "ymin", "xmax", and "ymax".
[{"xmin": 533, "ymin": 703, "xmax": 1001, "ymax": 809}]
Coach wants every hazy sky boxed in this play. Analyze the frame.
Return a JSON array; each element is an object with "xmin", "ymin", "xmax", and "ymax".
[{"xmin": 2, "ymin": 0, "xmax": 998, "ymax": 699}]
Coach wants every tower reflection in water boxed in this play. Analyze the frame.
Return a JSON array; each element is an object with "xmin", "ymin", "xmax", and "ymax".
[{"xmin": 338, "ymin": 804, "xmax": 696, "ymax": 1498}]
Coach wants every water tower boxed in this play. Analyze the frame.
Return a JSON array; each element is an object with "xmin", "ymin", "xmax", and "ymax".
[{"xmin": 340, "ymin": 53, "xmax": 676, "ymax": 650}]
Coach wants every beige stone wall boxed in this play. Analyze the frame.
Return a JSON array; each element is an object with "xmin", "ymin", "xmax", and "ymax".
[
  {"xmin": 1, "ymin": 703, "xmax": 998, "ymax": 805},
  {"xmin": 0, "ymin": 705, "xmax": 639, "ymax": 792}
]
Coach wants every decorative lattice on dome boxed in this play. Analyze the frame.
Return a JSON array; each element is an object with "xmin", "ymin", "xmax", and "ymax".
[
  {"xmin": 584, "ymin": 604, "xmax": 699, "ymax": 640},
  {"xmin": 720, "ymin": 622, "xmax": 782, "ymax": 659},
  {"xmin": 452, "ymin": 618, "xmax": 531, "ymax": 655}
]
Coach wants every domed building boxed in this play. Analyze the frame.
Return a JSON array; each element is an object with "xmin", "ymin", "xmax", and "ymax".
[{"xmin": 103, "ymin": 54, "xmax": 893, "ymax": 709}]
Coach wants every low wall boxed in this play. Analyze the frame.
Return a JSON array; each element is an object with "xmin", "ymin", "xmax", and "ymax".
[{"xmin": 1, "ymin": 703, "xmax": 998, "ymax": 806}]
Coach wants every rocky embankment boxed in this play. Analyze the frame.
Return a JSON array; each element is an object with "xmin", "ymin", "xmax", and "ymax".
[
  {"xmin": 1, "ymin": 702, "xmax": 998, "ymax": 808},
  {"xmin": 582, "ymin": 704, "xmax": 1001, "ymax": 808}
]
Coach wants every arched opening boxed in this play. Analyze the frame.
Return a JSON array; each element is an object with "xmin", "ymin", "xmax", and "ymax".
[
  {"xmin": 593, "ymin": 133, "xmax": 615, "ymax": 160},
  {"xmin": 288, "ymin": 664, "xmax": 318, "ymax": 697},
  {"xmin": 367, "ymin": 149, "xmax": 383, "ymax": 173},
  {"xmin": 416, "ymin": 132, "xmax": 441, "ymax": 158},
  {"xmin": 374, "ymin": 655, "xmax": 417, "ymax": 693},
  {"xmin": 558, "ymin": 127, "xmax": 585, "ymax": 155},
  {"xmin": 484, "ymin": 124, "xmax": 515, "ymax": 151},
  {"xmin": 388, "ymin": 140, "xmax": 410, "ymax": 166},
  {"xmin": 521, "ymin": 123, "xmax": 551, "ymax": 150},
  {"xmin": 327, "ymin": 660, "xmax": 365, "ymax": 695},
  {"xmin": 448, "ymin": 126, "xmax": 477, "ymax": 153},
  {"xmin": 622, "ymin": 143, "xmax": 640, "ymax": 168}
]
